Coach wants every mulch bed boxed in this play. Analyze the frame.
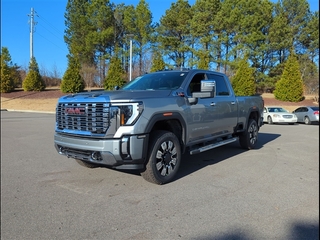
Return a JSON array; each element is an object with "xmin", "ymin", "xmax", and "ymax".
[
  {"xmin": 1, "ymin": 89, "xmax": 66, "ymax": 99},
  {"xmin": 262, "ymin": 97, "xmax": 318, "ymax": 107},
  {"xmin": 1, "ymin": 89, "xmax": 318, "ymax": 107}
]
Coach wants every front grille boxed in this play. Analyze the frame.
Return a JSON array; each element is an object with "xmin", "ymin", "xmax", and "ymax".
[
  {"xmin": 56, "ymin": 102, "xmax": 110, "ymax": 134},
  {"xmin": 283, "ymin": 115, "xmax": 293, "ymax": 119}
]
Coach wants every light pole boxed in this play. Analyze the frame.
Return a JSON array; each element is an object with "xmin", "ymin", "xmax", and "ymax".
[
  {"xmin": 129, "ymin": 38, "xmax": 132, "ymax": 81},
  {"xmin": 126, "ymin": 34, "xmax": 134, "ymax": 81}
]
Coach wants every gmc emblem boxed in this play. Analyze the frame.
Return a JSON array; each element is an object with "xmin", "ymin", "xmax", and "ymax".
[{"xmin": 65, "ymin": 107, "xmax": 86, "ymax": 115}]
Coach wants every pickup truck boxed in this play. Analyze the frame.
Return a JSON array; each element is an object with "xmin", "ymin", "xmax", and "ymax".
[{"xmin": 54, "ymin": 69, "xmax": 264, "ymax": 184}]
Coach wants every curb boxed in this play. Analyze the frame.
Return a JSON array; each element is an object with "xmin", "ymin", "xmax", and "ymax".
[{"xmin": 1, "ymin": 109, "xmax": 55, "ymax": 114}]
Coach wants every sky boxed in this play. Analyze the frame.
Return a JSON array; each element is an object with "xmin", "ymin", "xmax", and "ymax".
[{"xmin": 1, "ymin": 0, "xmax": 319, "ymax": 78}]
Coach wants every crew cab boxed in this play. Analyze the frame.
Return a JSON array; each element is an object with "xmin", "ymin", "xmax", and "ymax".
[{"xmin": 54, "ymin": 69, "xmax": 264, "ymax": 184}]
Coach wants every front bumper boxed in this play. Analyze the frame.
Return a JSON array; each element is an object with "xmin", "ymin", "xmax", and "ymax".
[
  {"xmin": 273, "ymin": 118, "xmax": 297, "ymax": 123},
  {"xmin": 54, "ymin": 133, "xmax": 148, "ymax": 170}
]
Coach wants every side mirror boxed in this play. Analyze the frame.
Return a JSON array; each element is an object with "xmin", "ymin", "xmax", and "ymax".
[{"xmin": 188, "ymin": 97, "xmax": 198, "ymax": 105}]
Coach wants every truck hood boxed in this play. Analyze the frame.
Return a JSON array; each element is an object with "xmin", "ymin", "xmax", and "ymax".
[{"xmin": 58, "ymin": 90, "xmax": 173, "ymax": 103}]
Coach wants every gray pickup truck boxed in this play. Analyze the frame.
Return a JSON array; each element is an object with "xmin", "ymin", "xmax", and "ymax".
[{"xmin": 54, "ymin": 69, "xmax": 264, "ymax": 184}]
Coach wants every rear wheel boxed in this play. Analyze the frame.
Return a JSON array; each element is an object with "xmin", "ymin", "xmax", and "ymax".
[
  {"xmin": 239, "ymin": 119, "xmax": 259, "ymax": 150},
  {"xmin": 267, "ymin": 116, "xmax": 273, "ymax": 124},
  {"xmin": 141, "ymin": 130, "xmax": 181, "ymax": 185},
  {"xmin": 304, "ymin": 116, "xmax": 311, "ymax": 125}
]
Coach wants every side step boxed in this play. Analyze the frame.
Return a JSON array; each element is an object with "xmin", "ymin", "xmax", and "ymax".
[{"xmin": 189, "ymin": 137, "xmax": 238, "ymax": 155}]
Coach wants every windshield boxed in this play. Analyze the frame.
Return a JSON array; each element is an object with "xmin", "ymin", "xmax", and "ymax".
[
  {"xmin": 121, "ymin": 71, "xmax": 188, "ymax": 90},
  {"xmin": 268, "ymin": 107, "xmax": 288, "ymax": 113}
]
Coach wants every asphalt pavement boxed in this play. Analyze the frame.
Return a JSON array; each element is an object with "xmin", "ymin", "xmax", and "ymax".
[{"xmin": 1, "ymin": 111, "xmax": 319, "ymax": 240}]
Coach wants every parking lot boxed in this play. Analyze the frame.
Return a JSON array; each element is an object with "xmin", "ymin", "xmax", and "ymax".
[{"xmin": 1, "ymin": 111, "xmax": 319, "ymax": 240}]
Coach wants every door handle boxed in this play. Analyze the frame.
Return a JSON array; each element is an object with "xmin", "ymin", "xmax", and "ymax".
[
  {"xmin": 210, "ymin": 102, "xmax": 216, "ymax": 106},
  {"xmin": 231, "ymin": 101, "xmax": 236, "ymax": 105}
]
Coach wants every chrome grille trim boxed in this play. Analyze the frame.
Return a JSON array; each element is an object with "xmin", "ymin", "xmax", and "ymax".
[{"xmin": 56, "ymin": 102, "xmax": 110, "ymax": 136}]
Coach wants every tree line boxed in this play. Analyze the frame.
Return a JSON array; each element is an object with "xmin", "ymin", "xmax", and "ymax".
[{"xmin": 1, "ymin": 0, "xmax": 319, "ymax": 102}]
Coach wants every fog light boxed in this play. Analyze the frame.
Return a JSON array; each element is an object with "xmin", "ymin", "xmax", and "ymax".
[{"xmin": 91, "ymin": 152, "xmax": 102, "ymax": 161}]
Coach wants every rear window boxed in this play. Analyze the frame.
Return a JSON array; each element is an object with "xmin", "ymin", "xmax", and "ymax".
[{"xmin": 310, "ymin": 107, "xmax": 319, "ymax": 111}]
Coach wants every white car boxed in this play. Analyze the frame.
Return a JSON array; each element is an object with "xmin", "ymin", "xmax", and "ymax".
[{"xmin": 263, "ymin": 106, "xmax": 297, "ymax": 125}]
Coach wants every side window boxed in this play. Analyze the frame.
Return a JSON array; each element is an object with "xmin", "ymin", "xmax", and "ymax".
[
  {"xmin": 187, "ymin": 73, "xmax": 205, "ymax": 96},
  {"xmin": 207, "ymin": 74, "xmax": 230, "ymax": 96}
]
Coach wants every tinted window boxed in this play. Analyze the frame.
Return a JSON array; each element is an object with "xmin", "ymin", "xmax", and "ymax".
[
  {"xmin": 187, "ymin": 73, "xmax": 206, "ymax": 96},
  {"xmin": 268, "ymin": 107, "xmax": 287, "ymax": 112},
  {"xmin": 310, "ymin": 107, "xmax": 319, "ymax": 111},
  {"xmin": 207, "ymin": 74, "xmax": 230, "ymax": 96}
]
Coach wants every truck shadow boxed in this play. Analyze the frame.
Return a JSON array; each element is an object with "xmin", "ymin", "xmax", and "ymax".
[{"xmin": 175, "ymin": 132, "xmax": 281, "ymax": 181}]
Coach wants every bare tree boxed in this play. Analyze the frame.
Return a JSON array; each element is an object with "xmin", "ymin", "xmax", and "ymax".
[{"xmin": 80, "ymin": 63, "xmax": 98, "ymax": 90}]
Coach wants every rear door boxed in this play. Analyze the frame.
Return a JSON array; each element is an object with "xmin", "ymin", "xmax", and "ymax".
[
  {"xmin": 206, "ymin": 73, "xmax": 238, "ymax": 135},
  {"xmin": 293, "ymin": 107, "xmax": 305, "ymax": 122}
]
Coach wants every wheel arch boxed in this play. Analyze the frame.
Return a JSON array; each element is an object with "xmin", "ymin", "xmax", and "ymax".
[
  {"xmin": 235, "ymin": 107, "xmax": 262, "ymax": 133},
  {"xmin": 144, "ymin": 112, "xmax": 187, "ymax": 153}
]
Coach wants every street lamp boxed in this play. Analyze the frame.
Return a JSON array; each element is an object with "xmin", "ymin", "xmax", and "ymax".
[{"xmin": 126, "ymin": 34, "xmax": 134, "ymax": 81}]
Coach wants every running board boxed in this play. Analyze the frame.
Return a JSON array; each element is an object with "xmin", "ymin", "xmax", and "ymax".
[{"xmin": 189, "ymin": 137, "xmax": 238, "ymax": 155}]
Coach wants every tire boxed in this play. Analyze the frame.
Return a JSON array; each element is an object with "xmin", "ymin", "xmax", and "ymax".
[
  {"xmin": 304, "ymin": 116, "xmax": 311, "ymax": 125},
  {"xmin": 75, "ymin": 159, "xmax": 99, "ymax": 168},
  {"xmin": 267, "ymin": 116, "xmax": 273, "ymax": 124},
  {"xmin": 141, "ymin": 130, "xmax": 181, "ymax": 185},
  {"xmin": 239, "ymin": 119, "xmax": 259, "ymax": 150}
]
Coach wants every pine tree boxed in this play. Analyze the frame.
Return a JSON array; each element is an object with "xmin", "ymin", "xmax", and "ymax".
[
  {"xmin": 231, "ymin": 57, "xmax": 256, "ymax": 96},
  {"xmin": 60, "ymin": 57, "xmax": 85, "ymax": 93},
  {"xmin": 104, "ymin": 56, "xmax": 126, "ymax": 90},
  {"xmin": 190, "ymin": 0, "xmax": 221, "ymax": 70},
  {"xmin": 150, "ymin": 51, "xmax": 166, "ymax": 72},
  {"xmin": 197, "ymin": 50, "xmax": 210, "ymax": 70},
  {"xmin": 0, "ymin": 47, "xmax": 15, "ymax": 93},
  {"xmin": 22, "ymin": 57, "xmax": 46, "ymax": 91},
  {"xmin": 123, "ymin": 0, "xmax": 153, "ymax": 75},
  {"xmin": 156, "ymin": 0, "xmax": 193, "ymax": 68},
  {"xmin": 273, "ymin": 52, "xmax": 304, "ymax": 102}
]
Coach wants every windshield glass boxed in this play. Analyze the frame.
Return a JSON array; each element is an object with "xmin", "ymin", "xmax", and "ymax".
[
  {"xmin": 121, "ymin": 71, "xmax": 188, "ymax": 90},
  {"xmin": 268, "ymin": 107, "xmax": 288, "ymax": 113}
]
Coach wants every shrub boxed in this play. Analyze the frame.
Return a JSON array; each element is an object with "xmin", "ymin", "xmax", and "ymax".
[
  {"xmin": 273, "ymin": 52, "xmax": 304, "ymax": 102},
  {"xmin": 22, "ymin": 57, "xmax": 46, "ymax": 91},
  {"xmin": 60, "ymin": 57, "xmax": 85, "ymax": 93},
  {"xmin": 231, "ymin": 57, "xmax": 256, "ymax": 96}
]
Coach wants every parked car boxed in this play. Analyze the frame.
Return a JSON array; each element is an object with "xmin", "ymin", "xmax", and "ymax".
[
  {"xmin": 263, "ymin": 106, "xmax": 297, "ymax": 125},
  {"xmin": 292, "ymin": 106, "xmax": 319, "ymax": 125}
]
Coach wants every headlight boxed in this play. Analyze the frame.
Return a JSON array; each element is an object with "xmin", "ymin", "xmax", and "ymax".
[
  {"xmin": 272, "ymin": 114, "xmax": 280, "ymax": 118},
  {"xmin": 111, "ymin": 102, "xmax": 144, "ymax": 126}
]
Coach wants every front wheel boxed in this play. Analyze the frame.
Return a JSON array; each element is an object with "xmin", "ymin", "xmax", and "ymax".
[
  {"xmin": 239, "ymin": 119, "xmax": 259, "ymax": 150},
  {"xmin": 267, "ymin": 116, "xmax": 273, "ymax": 124},
  {"xmin": 141, "ymin": 130, "xmax": 181, "ymax": 185}
]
